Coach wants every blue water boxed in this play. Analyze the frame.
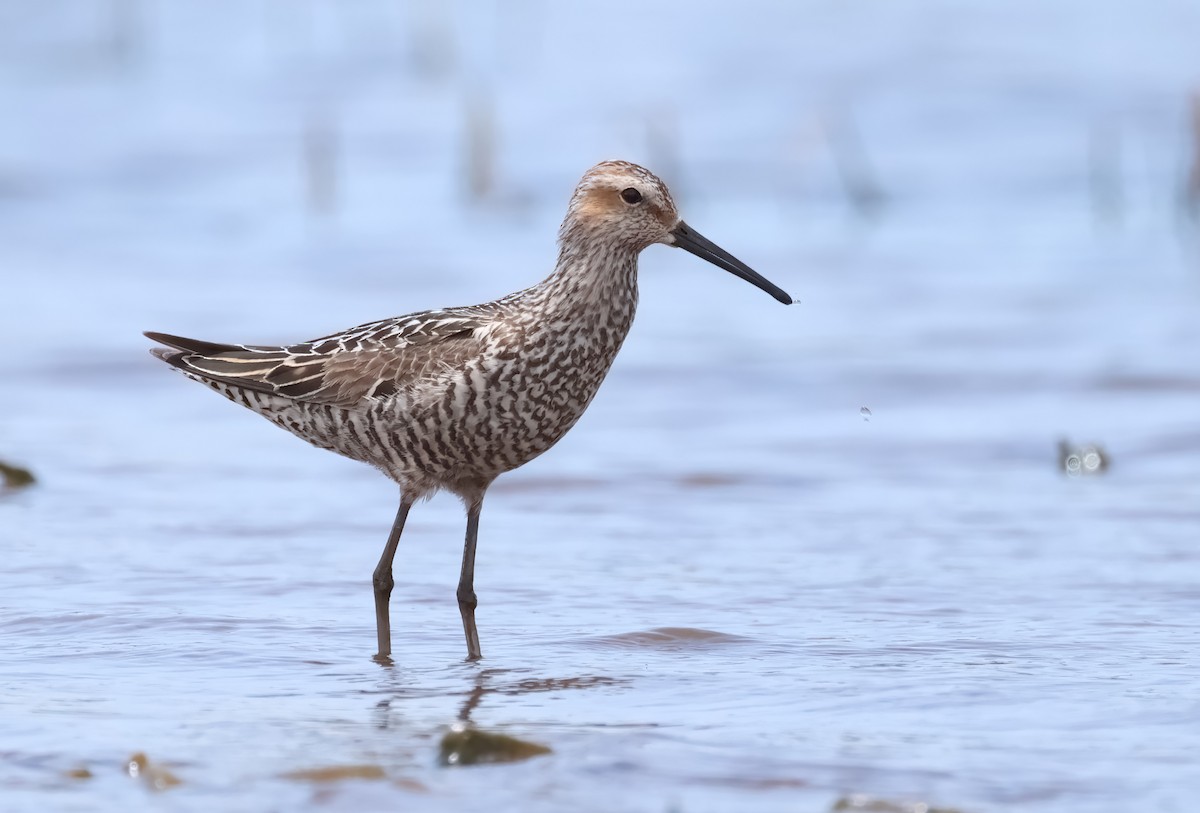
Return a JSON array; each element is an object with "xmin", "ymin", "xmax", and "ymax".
[{"xmin": 3, "ymin": 2, "xmax": 1200, "ymax": 811}]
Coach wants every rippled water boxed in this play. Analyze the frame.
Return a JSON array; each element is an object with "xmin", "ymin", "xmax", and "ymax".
[{"xmin": 4, "ymin": 2, "xmax": 1200, "ymax": 811}]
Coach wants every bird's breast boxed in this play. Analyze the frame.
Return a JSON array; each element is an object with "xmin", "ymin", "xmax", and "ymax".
[{"xmin": 428, "ymin": 306, "xmax": 634, "ymax": 473}]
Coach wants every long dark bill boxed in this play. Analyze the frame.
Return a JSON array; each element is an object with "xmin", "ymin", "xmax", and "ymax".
[{"xmin": 670, "ymin": 221, "xmax": 792, "ymax": 305}]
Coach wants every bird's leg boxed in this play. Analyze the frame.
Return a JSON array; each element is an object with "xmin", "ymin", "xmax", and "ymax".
[
  {"xmin": 457, "ymin": 496, "xmax": 484, "ymax": 661},
  {"xmin": 373, "ymin": 497, "xmax": 413, "ymax": 658}
]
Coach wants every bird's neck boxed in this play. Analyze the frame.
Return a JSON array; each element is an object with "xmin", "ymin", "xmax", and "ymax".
[{"xmin": 533, "ymin": 232, "xmax": 640, "ymax": 321}]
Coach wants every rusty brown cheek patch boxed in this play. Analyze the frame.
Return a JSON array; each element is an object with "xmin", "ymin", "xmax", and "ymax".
[
  {"xmin": 575, "ymin": 190, "xmax": 672, "ymax": 232},
  {"xmin": 575, "ymin": 188, "xmax": 624, "ymax": 220}
]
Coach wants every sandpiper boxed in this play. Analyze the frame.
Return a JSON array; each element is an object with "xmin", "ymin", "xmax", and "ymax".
[{"xmin": 146, "ymin": 160, "xmax": 791, "ymax": 661}]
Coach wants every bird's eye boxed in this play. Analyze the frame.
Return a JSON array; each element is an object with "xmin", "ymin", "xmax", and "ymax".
[{"xmin": 620, "ymin": 187, "xmax": 643, "ymax": 205}]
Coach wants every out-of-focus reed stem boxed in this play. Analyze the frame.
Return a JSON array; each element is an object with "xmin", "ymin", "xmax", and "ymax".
[
  {"xmin": 303, "ymin": 112, "xmax": 339, "ymax": 216},
  {"xmin": 463, "ymin": 90, "xmax": 495, "ymax": 203},
  {"xmin": 825, "ymin": 109, "xmax": 885, "ymax": 220},
  {"xmin": 1088, "ymin": 121, "xmax": 1123, "ymax": 227}
]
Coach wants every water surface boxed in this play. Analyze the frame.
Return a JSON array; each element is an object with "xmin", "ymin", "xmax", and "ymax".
[{"xmin": 3, "ymin": 2, "xmax": 1200, "ymax": 811}]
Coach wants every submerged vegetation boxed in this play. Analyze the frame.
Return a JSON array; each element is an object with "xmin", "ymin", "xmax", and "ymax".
[
  {"xmin": 438, "ymin": 725, "xmax": 552, "ymax": 767},
  {"xmin": 0, "ymin": 460, "xmax": 35, "ymax": 490}
]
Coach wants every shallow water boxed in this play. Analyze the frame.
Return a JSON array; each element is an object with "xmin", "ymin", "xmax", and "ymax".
[{"xmin": 4, "ymin": 2, "xmax": 1200, "ymax": 811}]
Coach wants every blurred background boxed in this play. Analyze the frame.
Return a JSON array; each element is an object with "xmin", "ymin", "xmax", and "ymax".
[{"xmin": 3, "ymin": 2, "xmax": 1199, "ymax": 811}]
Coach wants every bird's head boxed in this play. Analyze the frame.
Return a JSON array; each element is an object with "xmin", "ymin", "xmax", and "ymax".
[{"xmin": 561, "ymin": 160, "xmax": 792, "ymax": 304}]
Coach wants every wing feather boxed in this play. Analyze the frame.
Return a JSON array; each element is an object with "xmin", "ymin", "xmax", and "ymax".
[{"xmin": 144, "ymin": 306, "xmax": 495, "ymax": 408}]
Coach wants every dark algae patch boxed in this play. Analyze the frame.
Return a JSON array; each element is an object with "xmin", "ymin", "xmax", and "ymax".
[
  {"xmin": 0, "ymin": 460, "xmax": 35, "ymax": 490},
  {"xmin": 438, "ymin": 725, "xmax": 552, "ymax": 766},
  {"xmin": 282, "ymin": 764, "xmax": 388, "ymax": 782}
]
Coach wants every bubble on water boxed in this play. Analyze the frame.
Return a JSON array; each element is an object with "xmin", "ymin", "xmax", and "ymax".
[{"xmin": 1058, "ymin": 439, "xmax": 1109, "ymax": 476}]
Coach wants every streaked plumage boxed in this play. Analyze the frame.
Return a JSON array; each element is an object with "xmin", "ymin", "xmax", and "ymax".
[{"xmin": 146, "ymin": 160, "xmax": 791, "ymax": 661}]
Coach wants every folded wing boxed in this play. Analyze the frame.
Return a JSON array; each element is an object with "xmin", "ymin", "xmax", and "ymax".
[{"xmin": 145, "ymin": 310, "xmax": 490, "ymax": 409}]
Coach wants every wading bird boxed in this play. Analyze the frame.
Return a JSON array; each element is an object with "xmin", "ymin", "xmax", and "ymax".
[{"xmin": 146, "ymin": 160, "xmax": 791, "ymax": 661}]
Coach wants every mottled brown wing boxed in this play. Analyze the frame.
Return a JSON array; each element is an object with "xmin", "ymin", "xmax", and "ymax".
[
  {"xmin": 146, "ymin": 313, "xmax": 487, "ymax": 408},
  {"xmin": 274, "ymin": 331, "xmax": 482, "ymax": 405}
]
